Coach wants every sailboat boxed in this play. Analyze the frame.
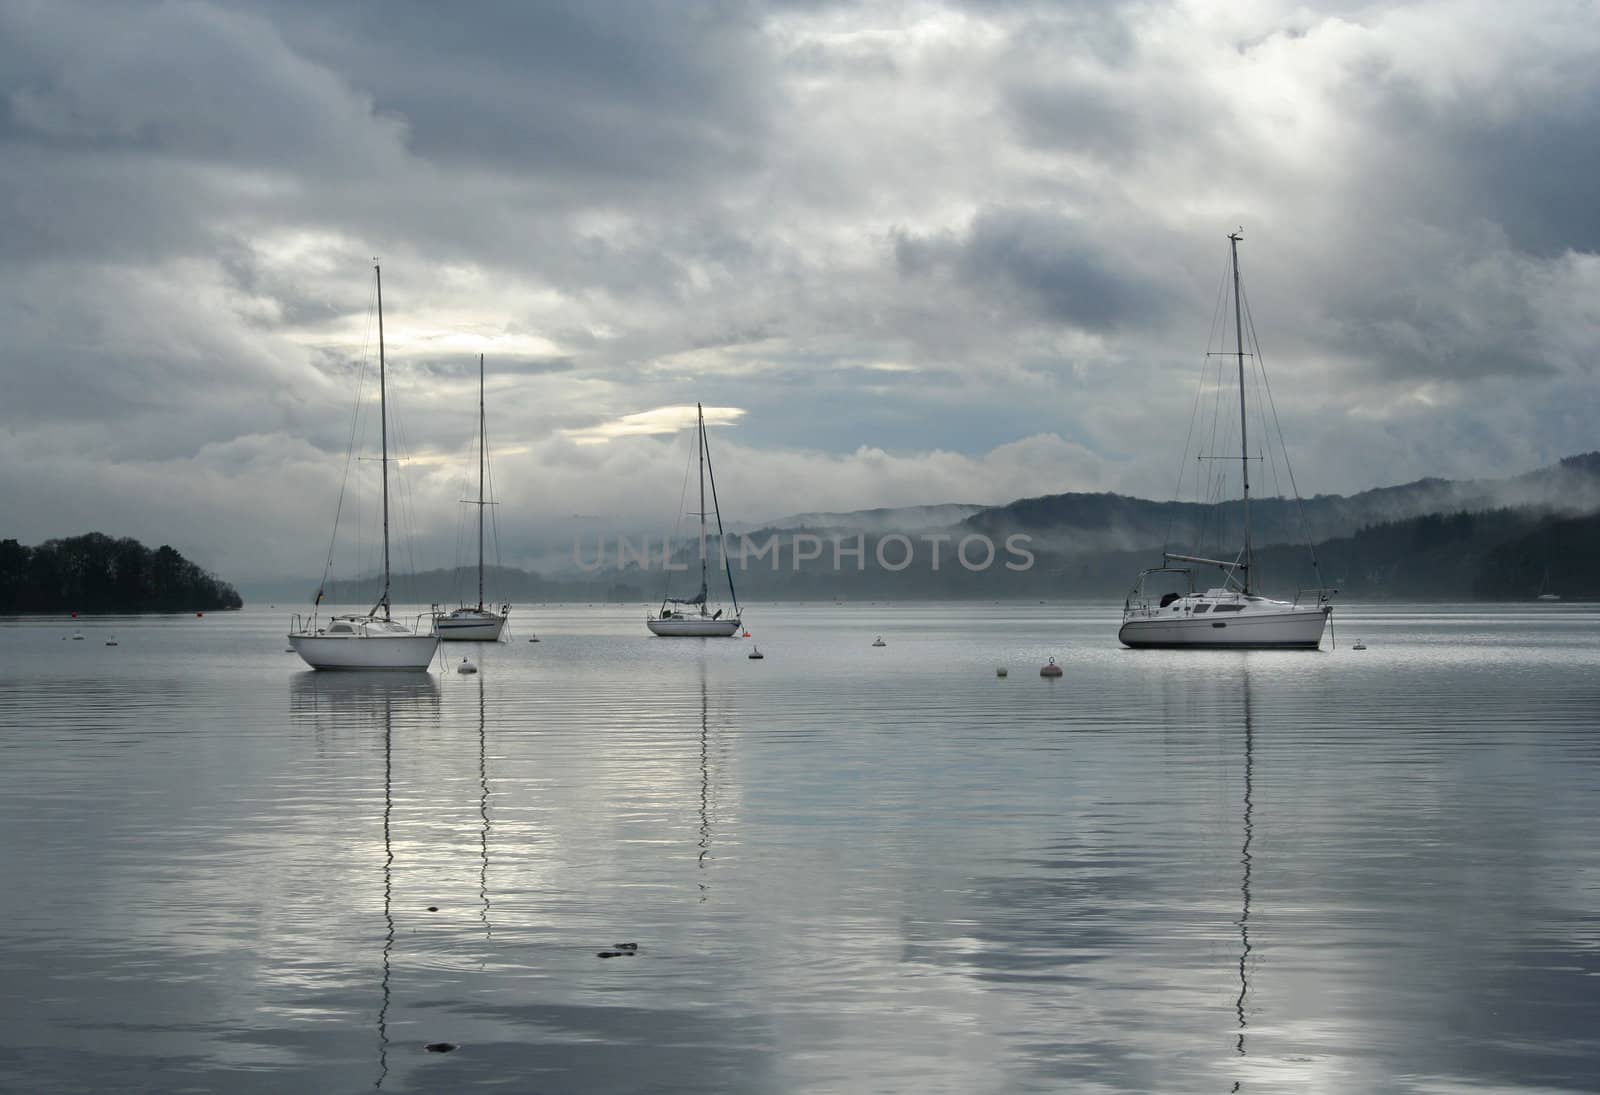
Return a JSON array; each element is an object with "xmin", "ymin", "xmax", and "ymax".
[
  {"xmin": 647, "ymin": 404, "xmax": 743, "ymax": 637},
  {"xmin": 435, "ymin": 354, "xmax": 511, "ymax": 641},
  {"xmin": 1119, "ymin": 232, "xmax": 1334, "ymax": 650},
  {"xmin": 289, "ymin": 264, "xmax": 441, "ymax": 671}
]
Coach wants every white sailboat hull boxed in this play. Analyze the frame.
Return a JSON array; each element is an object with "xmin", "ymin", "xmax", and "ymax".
[
  {"xmin": 289, "ymin": 632, "xmax": 440, "ymax": 670},
  {"xmin": 434, "ymin": 611, "xmax": 508, "ymax": 642},
  {"xmin": 647, "ymin": 616, "xmax": 741, "ymax": 637},
  {"xmin": 1119, "ymin": 606, "xmax": 1328, "ymax": 649}
]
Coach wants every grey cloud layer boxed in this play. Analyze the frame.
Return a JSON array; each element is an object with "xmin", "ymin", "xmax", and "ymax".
[{"xmin": 1, "ymin": 0, "xmax": 1596, "ymax": 580}]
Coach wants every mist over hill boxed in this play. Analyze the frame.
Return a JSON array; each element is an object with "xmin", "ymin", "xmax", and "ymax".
[{"xmin": 245, "ymin": 453, "xmax": 1600, "ymax": 605}]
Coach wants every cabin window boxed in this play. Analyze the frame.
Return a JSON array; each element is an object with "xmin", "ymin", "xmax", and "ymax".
[
  {"xmin": 1213, "ymin": 604, "xmax": 1245, "ymax": 613},
  {"xmin": 1193, "ymin": 604, "xmax": 1210, "ymax": 614}
]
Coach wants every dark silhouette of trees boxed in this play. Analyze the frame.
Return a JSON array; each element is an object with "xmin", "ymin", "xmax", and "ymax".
[{"xmin": 0, "ymin": 534, "xmax": 242, "ymax": 613}]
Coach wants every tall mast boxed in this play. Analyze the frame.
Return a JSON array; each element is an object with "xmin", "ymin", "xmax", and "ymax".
[
  {"xmin": 1230, "ymin": 231, "xmax": 1252, "ymax": 595},
  {"xmin": 477, "ymin": 353, "xmax": 485, "ymax": 610},
  {"xmin": 376, "ymin": 262, "xmax": 392, "ymax": 620},
  {"xmin": 697, "ymin": 403, "xmax": 708, "ymax": 609}
]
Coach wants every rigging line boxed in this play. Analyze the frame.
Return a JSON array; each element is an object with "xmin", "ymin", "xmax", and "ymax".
[
  {"xmin": 660, "ymin": 428, "xmax": 696, "ymax": 605},
  {"xmin": 1205, "ymin": 350, "xmax": 1235, "ymax": 556},
  {"xmin": 483, "ymin": 428, "xmax": 504, "ymax": 600},
  {"xmin": 479, "ymin": 414, "xmax": 499, "ymax": 597},
  {"xmin": 1203, "ymin": 268, "xmax": 1236, "ymax": 555},
  {"xmin": 317, "ymin": 293, "xmax": 378, "ymax": 606},
  {"xmin": 1241, "ymin": 278, "xmax": 1326, "ymax": 585},
  {"xmin": 1247, "ymin": 332, "xmax": 1283, "ymax": 559},
  {"xmin": 700, "ymin": 413, "xmax": 740, "ymax": 617},
  {"xmin": 1164, "ymin": 364, "xmax": 1205, "ymax": 558},
  {"xmin": 385, "ymin": 381, "xmax": 424, "ymax": 611},
  {"xmin": 1166, "ymin": 260, "xmax": 1235, "ymax": 554},
  {"xmin": 1236, "ymin": 277, "xmax": 1286, "ymax": 551},
  {"xmin": 451, "ymin": 406, "xmax": 473, "ymax": 608},
  {"xmin": 1177, "ymin": 256, "xmax": 1235, "ymax": 557}
]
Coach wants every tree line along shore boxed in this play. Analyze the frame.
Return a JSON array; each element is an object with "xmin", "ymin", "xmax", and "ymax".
[{"xmin": 0, "ymin": 533, "xmax": 242, "ymax": 614}]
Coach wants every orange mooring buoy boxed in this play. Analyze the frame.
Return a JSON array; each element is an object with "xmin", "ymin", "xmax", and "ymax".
[{"xmin": 1040, "ymin": 657, "xmax": 1063, "ymax": 678}]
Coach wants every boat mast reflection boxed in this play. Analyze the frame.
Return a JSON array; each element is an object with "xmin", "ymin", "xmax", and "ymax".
[
  {"xmin": 1232, "ymin": 668, "xmax": 1255, "ymax": 1091},
  {"xmin": 378, "ymin": 693, "xmax": 394, "ymax": 1090},
  {"xmin": 698, "ymin": 660, "xmax": 711, "ymax": 902},
  {"xmin": 478, "ymin": 672, "xmax": 492, "ymax": 940},
  {"xmin": 287, "ymin": 672, "xmax": 443, "ymax": 1091}
]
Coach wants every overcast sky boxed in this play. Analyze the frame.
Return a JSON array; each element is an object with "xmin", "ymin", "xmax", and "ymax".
[{"xmin": 3, "ymin": 0, "xmax": 1598, "ymax": 581}]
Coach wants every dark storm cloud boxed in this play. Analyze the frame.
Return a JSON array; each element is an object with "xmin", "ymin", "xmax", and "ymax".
[
  {"xmin": 1360, "ymin": 57, "xmax": 1600, "ymax": 260},
  {"xmin": 264, "ymin": 0, "xmax": 776, "ymax": 183},
  {"xmin": 895, "ymin": 207, "xmax": 1172, "ymax": 331}
]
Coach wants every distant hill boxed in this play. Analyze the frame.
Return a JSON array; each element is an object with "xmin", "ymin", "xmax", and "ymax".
[
  {"xmin": 0, "ymin": 533, "xmax": 243, "ymax": 613},
  {"xmin": 270, "ymin": 452, "xmax": 1600, "ymax": 604},
  {"xmin": 956, "ymin": 452, "xmax": 1600, "ymax": 555},
  {"xmin": 1474, "ymin": 512, "xmax": 1600, "ymax": 600}
]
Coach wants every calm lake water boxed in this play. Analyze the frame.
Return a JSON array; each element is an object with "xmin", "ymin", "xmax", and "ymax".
[{"xmin": 1, "ymin": 603, "xmax": 1597, "ymax": 1094}]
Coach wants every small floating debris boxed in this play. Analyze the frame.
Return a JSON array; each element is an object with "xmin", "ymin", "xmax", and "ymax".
[
  {"xmin": 1352, "ymin": 640, "xmax": 1367, "ymax": 650},
  {"xmin": 996, "ymin": 667, "xmax": 1008, "ymax": 677},
  {"xmin": 457, "ymin": 658, "xmax": 477, "ymax": 674},
  {"xmin": 614, "ymin": 943, "xmax": 638, "ymax": 951},
  {"xmin": 1040, "ymin": 657, "xmax": 1063, "ymax": 678},
  {"xmin": 597, "ymin": 951, "xmax": 625, "ymax": 959},
  {"xmin": 426, "ymin": 906, "xmax": 439, "ymax": 912},
  {"xmin": 871, "ymin": 636, "xmax": 886, "ymax": 647},
  {"xmin": 748, "ymin": 645, "xmax": 764, "ymax": 660},
  {"xmin": 285, "ymin": 647, "xmax": 295, "ymax": 653},
  {"xmin": 71, "ymin": 630, "xmax": 84, "ymax": 641},
  {"xmin": 424, "ymin": 1042, "xmax": 457, "ymax": 1054}
]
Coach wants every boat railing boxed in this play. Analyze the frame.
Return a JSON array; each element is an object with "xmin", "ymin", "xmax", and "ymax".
[
  {"xmin": 1293, "ymin": 587, "xmax": 1339, "ymax": 607},
  {"xmin": 1125, "ymin": 566, "xmax": 1194, "ymax": 619}
]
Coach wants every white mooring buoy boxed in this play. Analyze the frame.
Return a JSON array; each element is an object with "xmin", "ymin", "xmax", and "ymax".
[
  {"xmin": 457, "ymin": 657, "xmax": 478, "ymax": 674},
  {"xmin": 748, "ymin": 645, "xmax": 764, "ymax": 660},
  {"xmin": 1352, "ymin": 640, "xmax": 1367, "ymax": 650},
  {"xmin": 871, "ymin": 636, "xmax": 886, "ymax": 647}
]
